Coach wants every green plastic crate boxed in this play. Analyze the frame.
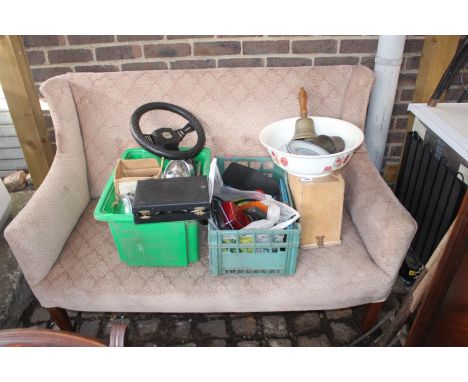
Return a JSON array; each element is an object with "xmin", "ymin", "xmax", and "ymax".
[
  {"xmin": 94, "ymin": 147, "xmax": 211, "ymax": 267},
  {"xmin": 208, "ymin": 157, "xmax": 301, "ymax": 276}
]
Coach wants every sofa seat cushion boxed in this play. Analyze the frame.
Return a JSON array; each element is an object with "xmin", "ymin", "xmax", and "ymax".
[{"xmin": 33, "ymin": 201, "xmax": 392, "ymax": 312}]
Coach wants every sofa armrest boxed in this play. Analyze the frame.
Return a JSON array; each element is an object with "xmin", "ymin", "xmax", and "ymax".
[
  {"xmin": 4, "ymin": 75, "xmax": 90, "ymax": 286},
  {"xmin": 5, "ymin": 153, "xmax": 90, "ymax": 286},
  {"xmin": 342, "ymin": 151, "xmax": 417, "ymax": 278}
]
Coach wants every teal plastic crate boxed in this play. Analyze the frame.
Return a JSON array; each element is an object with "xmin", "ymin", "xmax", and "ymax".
[{"xmin": 208, "ymin": 157, "xmax": 301, "ymax": 276}]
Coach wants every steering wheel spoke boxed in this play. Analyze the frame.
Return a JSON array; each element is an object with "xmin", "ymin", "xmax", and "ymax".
[
  {"xmin": 174, "ymin": 123, "xmax": 195, "ymax": 141},
  {"xmin": 143, "ymin": 133, "xmax": 156, "ymax": 144}
]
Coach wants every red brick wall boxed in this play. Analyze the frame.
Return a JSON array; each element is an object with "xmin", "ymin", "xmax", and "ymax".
[{"xmin": 22, "ymin": 35, "xmax": 457, "ymax": 173}]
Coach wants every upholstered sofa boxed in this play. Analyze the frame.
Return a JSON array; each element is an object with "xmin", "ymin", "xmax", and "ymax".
[{"xmin": 5, "ymin": 65, "xmax": 417, "ymax": 331}]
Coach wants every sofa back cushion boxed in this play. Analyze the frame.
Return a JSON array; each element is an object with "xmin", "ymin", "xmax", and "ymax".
[{"xmin": 49, "ymin": 66, "xmax": 373, "ymax": 198}]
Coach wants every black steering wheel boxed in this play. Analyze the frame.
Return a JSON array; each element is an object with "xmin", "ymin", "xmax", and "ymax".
[{"xmin": 130, "ymin": 102, "xmax": 205, "ymax": 159}]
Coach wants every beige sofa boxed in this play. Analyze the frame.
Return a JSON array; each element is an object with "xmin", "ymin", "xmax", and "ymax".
[{"xmin": 5, "ymin": 65, "xmax": 417, "ymax": 330}]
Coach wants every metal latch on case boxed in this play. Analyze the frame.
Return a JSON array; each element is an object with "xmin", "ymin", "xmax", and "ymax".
[
  {"xmin": 192, "ymin": 207, "xmax": 206, "ymax": 216},
  {"xmin": 138, "ymin": 210, "xmax": 151, "ymax": 220}
]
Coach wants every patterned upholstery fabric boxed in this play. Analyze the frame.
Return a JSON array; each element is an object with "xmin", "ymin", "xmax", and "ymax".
[
  {"xmin": 63, "ymin": 65, "xmax": 373, "ymax": 198},
  {"xmin": 34, "ymin": 201, "xmax": 391, "ymax": 312},
  {"xmin": 5, "ymin": 65, "xmax": 417, "ymax": 312}
]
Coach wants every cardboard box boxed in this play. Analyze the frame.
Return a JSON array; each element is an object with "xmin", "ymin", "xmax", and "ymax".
[
  {"xmin": 288, "ymin": 173, "xmax": 344, "ymax": 248},
  {"xmin": 114, "ymin": 158, "xmax": 162, "ymax": 197}
]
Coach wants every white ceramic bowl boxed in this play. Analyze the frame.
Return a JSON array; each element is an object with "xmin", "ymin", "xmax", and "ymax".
[{"xmin": 259, "ymin": 117, "xmax": 364, "ymax": 179}]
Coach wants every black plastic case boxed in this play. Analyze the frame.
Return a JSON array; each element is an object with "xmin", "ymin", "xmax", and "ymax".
[{"xmin": 132, "ymin": 176, "xmax": 211, "ymax": 224}]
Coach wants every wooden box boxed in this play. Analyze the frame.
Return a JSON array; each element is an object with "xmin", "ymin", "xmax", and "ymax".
[{"xmin": 288, "ymin": 173, "xmax": 344, "ymax": 248}]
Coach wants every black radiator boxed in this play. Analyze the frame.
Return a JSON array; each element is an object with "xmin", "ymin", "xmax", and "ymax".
[{"xmin": 395, "ymin": 131, "xmax": 466, "ymax": 265}]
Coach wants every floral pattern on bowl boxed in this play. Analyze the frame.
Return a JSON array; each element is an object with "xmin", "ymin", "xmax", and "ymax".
[{"xmin": 323, "ymin": 154, "xmax": 351, "ymax": 173}]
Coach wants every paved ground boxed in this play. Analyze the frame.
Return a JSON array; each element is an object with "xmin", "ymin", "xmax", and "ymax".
[{"xmin": 1, "ymin": 189, "xmax": 409, "ymax": 346}]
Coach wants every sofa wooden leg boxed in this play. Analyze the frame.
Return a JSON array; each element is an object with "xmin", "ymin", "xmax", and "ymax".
[
  {"xmin": 361, "ymin": 302, "xmax": 384, "ymax": 332},
  {"xmin": 46, "ymin": 307, "xmax": 73, "ymax": 332}
]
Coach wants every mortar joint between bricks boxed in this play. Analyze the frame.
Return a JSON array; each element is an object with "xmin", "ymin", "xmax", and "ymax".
[
  {"xmin": 28, "ymin": 63, "xmax": 84, "ymax": 69},
  {"xmin": 32, "ymin": 41, "xmax": 144, "ymax": 52}
]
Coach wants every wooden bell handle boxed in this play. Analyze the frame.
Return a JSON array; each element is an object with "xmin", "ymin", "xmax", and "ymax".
[{"xmin": 298, "ymin": 87, "xmax": 308, "ymax": 118}]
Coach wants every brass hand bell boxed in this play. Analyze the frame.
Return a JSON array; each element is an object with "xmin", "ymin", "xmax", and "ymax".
[{"xmin": 292, "ymin": 87, "xmax": 316, "ymax": 140}]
